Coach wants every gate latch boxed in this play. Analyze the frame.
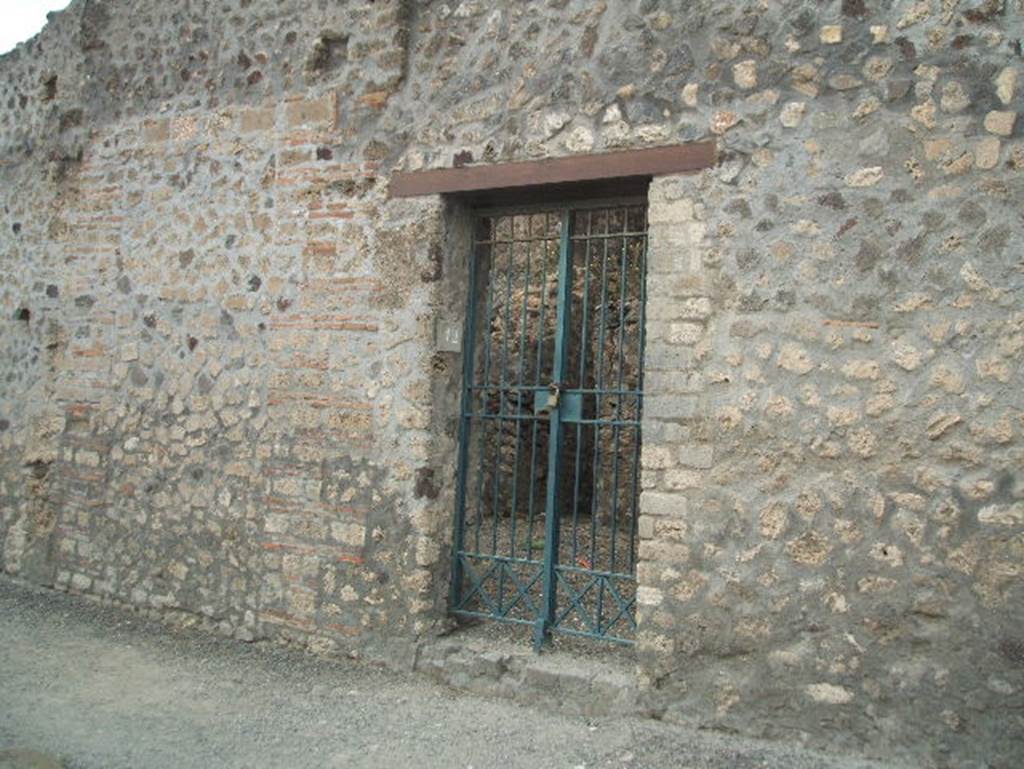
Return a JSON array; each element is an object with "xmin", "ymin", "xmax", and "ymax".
[{"xmin": 534, "ymin": 382, "xmax": 561, "ymax": 415}]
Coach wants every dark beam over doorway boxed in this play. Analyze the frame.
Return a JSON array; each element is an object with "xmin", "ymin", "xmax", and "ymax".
[{"xmin": 388, "ymin": 142, "xmax": 717, "ymax": 199}]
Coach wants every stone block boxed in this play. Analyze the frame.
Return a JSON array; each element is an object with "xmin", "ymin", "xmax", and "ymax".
[
  {"xmin": 239, "ymin": 107, "xmax": 276, "ymax": 133},
  {"xmin": 640, "ymin": 491, "xmax": 688, "ymax": 518},
  {"xmin": 820, "ymin": 25, "xmax": 843, "ymax": 44},
  {"xmin": 780, "ymin": 101, "xmax": 806, "ymax": 128},
  {"xmin": 643, "ymin": 394, "xmax": 697, "ymax": 420},
  {"xmin": 677, "ymin": 444, "xmax": 713, "ymax": 468},
  {"xmin": 141, "ymin": 118, "xmax": 169, "ymax": 143},
  {"xmin": 285, "ymin": 93, "xmax": 336, "ymax": 128},
  {"xmin": 648, "ymin": 198, "xmax": 696, "ymax": 226},
  {"xmin": 984, "ymin": 111, "xmax": 1016, "ymax": 137},
  {"xmin": 995, "ymin": 67, "xmax": 1018, "ymax": 105},
  {"xmin": 646, "ymin": 226, "xmax": 695, "ymax": 274},
  {"xmin": 643, "ymin": 343, "xmax": 696, "ymax": 373}
]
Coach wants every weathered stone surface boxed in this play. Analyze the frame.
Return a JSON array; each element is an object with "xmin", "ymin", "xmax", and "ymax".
[
  {"xmin": 820, "ymin": 25, "xmax": 843, "ymax": 44},
  {"xmin": 845, "ymin": 167, "xmax": 884, "ymax": 187},
  {"xmin": 806, "ymin": 683, "xmax": 855, "ymax": 705},
  {"xmin": 940, "ymin": 81, "xmax": 971, "ymax": 113},
  {"xmin": 975, "ymin": 137, "xmax": 1002, "ymax": 169},
  {"xmin": 995, "ymin": 67, "xmax": 1018, "ymax": 106},
  {"xmin": 779, "ymin": 101, "xmax": 806, "ymax": 128},
  {"xmin": 0, "ymin": 749, "xmax": 63, "ymax": 769},
  {"xmin": 710, "ymin": 111, "xmax": 740, "ymax": 135},
  {"xmin": 984, "ymin": 110, "xmax": 1017, "ymax": 137},
  {"xmin": 1, "ymin": 3, "xmax": 1022, "ymax": 768},
  {"xmin": 732, "ymin": 60, "xmax": 757, "ymax": 90}
]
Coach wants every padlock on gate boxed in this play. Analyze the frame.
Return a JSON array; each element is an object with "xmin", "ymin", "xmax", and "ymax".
[{"xmin": 534, "ymin": 381, "xmax": 561, "ymax": 415}]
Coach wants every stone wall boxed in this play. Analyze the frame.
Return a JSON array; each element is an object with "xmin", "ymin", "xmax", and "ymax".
[
  {"xmin": 0, "ymin": 0, "xmax": 443, "ymax": 659},
  {"xmin": 1, "ymin": 1, "xmax": 1022, "ymax": 767}
]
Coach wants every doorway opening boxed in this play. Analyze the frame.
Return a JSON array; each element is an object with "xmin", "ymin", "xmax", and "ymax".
[{"xmin": 450, "ymin": 199, "xmax": 648, "ymax": 649}]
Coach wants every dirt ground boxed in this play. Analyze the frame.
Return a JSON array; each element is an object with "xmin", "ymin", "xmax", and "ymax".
[{"xmin": 0, "ymin": 577, "xmax": 913, "ymax": 769}]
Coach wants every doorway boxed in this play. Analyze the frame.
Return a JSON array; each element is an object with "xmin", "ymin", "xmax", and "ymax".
[{"xmin": 450, "ymin": 199, "xmax": 648, "ymax": 648}]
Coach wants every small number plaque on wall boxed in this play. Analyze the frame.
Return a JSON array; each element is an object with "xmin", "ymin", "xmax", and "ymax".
[{"xmin": 435, "ymin": 318, "xmax": 462, "ymax": 353}]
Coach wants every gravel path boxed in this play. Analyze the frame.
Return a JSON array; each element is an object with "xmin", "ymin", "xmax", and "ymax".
[{"xmin": 0, "ymin": 577, "xmax": 912, "ymax": 769}]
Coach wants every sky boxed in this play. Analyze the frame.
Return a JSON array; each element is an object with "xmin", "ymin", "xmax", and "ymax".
[{"xmin": 0, "ymin": 0, "xmax": 73, "ymax": 55}]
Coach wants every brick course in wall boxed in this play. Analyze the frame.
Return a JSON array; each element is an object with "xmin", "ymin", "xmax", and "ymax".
[{"xmin": 1, "ymin": 2, "xmax": 1022, "ymax": 766}]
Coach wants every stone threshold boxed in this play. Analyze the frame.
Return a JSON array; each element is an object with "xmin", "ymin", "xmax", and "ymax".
[{"xmin": 413, "ymin": 624, "xmax": 644, "ymax": 718}]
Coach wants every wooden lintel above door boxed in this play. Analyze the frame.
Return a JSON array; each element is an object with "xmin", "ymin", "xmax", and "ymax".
[{"xmin": 388, "ymin": 141, "xmax": 717, "ymax": 200}]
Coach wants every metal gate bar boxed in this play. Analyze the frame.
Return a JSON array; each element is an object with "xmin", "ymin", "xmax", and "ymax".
[
  {"xmin": 554, "ymin": 204, "xmax": 646, "ymax": 643},
  {"xmin": 451, "ymin": 200, "xmax": 647, "ymax": 648}
]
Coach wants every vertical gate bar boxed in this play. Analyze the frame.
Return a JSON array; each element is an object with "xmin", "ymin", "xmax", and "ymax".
[
  {"xmin": 473, "ymin": 237, "xmax": 499, "ymax": 556},
  {"xmin": 507, "ymin": 224, "xmax": 533, "ymax": 561},
  {"xmin": 608, "ymin": 210, "xmax": 631, "ymax": 575},
  {"xmin": 491, "ymin": 229, "xmax": 519, "ymax": 620},
  {"xmin": 627, "ymin": 218, "xmax": 649, "ymax": 574},
  {"xmin": 534, "ymin": 209, "xmax": 572, "ymax": 651},
  {"xmin": 592, "ymin": 209, "xmax": 613, "ymax": 632},
  {"xmin": 589, "ymin": 212, "xmax": 610, "ymax": 570},
  {"xmin": 525, "ymin": 217, "xmax": 553, "ymax": 562},
  {"xmin": 493, "ymin": 232, "xmax": 517, "ymax": 566},
  {"xmin": 570, "ymin": 210, "xmax": 594, "ymax": 564},
  {"xmin": 450, "ymin": 224, "xmax": 483, "ymax": 611}
]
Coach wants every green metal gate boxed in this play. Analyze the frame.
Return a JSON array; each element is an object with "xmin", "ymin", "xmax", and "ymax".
[{"xmin": 450, "ymin": 199, "xmax": 648, "ymax": 648}]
